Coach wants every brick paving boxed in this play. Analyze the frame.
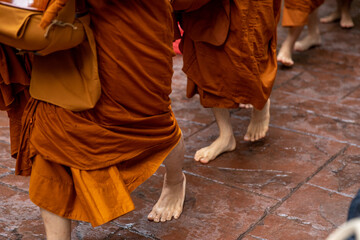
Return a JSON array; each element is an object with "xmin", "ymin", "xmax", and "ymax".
[{"xmin": 0, "ymin": 0, "xmax": 360, "ymax": 239}]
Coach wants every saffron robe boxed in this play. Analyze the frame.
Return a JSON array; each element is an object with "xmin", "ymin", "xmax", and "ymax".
[
  {"xmin": 282, "ymin": 0, "xmax": 325, "ymax": 27},
  {"xmin": 173, "ymin": 0, "xmax": 282, "ymax": 110},
  {"xmin": 0, "ymin": 45, "xmax": 31, "ymax": 156},
  {"xmin": 1, "ymin": 0, "xmax": 181, "ymax": 227}
]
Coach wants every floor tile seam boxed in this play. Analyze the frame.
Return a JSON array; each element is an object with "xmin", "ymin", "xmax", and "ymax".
[
  {"xmin": 272, "ymin": 71, "xmax": 304, "ymax": 90},
  {"xmin": 273, "ymin": 102, "xmax": 360, "ymax": 121},
  {"xmin": 274, "ymin": 90, "xmax": 360, "ymax": 109},
  {"xmin": 182, "ymin": 170, "xmax": 278, "ymax": 201},
  {"xmin": 0, "ymin": 139, "xmax": 10, "ymax": 145},
  {"xmin": 248, "ymin": 234, "xmax": 269, "ymax": 240},
  {"xmin": 175, "ymin": 117, "xmax": 209, "ymax": 127},
  {"xmin": 274, "ymin": 213, "xmax": 331, "ymax": 231},
  {"xmin": 316, "ymin": 45, "xmax": 360, "ymax": 58},
  {"xmin": 183, "ymin": 121, "xmax": 217, "ymax": 141},
  {"xmin": 0, "ymin": 181, "xmax": 28, "ymax": 194},
  {"xmin": 110, "ymin": 222, "xmax": 160, "ymax": 240},
  {"xmin": 190, "ymin": 164, "xmax": 295, "ymax": 186},
  {"xmin": 0, "ymin": 227, "xmax": 23, "ymax": 240},
  {"xmin": 236, "ymin": 147, "xmax": 347, "ymax": 239},
  {"xmin": 268, "ymin": 124, "xmax": 360, "ymax": 148},
  {"xmin": 0, "ymin": 165, "xmax": 15, "ymax": 172},
  {"xmin": 301, "ymin": 66, "xmax": 360, "ymax": 78},
  {"xmin": 0, "ymin": 171, "xmax": 12, "ymax": 179},
  {"xmin": 320, "ymin": 28, "xmax": 360, "ymax": 36},
  {"xmin": 339, "ymin": 83, "xmax": 360, "ymax": 101},
  {"xmin": 211, "ymin": 167, "xmax": 289, "ymax": 174},
  {"xmin": 270, "ymin": 147, "xmax": 348, "ymax": 221},
  {"xmin": 271, "ymin": 90, "xmax": 331, "ymax": 104},
  {"xmin": 271, "ymin": 104, "xmax": 359, "ymax": 125},
  {"xmin": 276, "ymin": 65, "xmax": 360, "ymax": 85},
  {"xmin": 231, "ymin": 114, "xmax": 250, "ymax": 121},
  {"xmin": 74, "ymin": 226, "xmax": 84, "ymax": 240},
  {"xmin": 306, "ymin": 182, "xmax": 355, "ymax": 199}
]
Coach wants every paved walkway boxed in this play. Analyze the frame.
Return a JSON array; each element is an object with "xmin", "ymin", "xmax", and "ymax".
[{"xmin": 1, "ymin": 0, "xmax": 360, "ymax": 239}]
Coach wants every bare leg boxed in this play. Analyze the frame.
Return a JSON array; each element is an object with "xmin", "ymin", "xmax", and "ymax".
[
  {"xmin": 340, "ymin": 0, "xmax": 354, "ymax": 28},
  {"xmin": 321, "ymin": 0, "xmax": 354, "ymax": 28},
  {"xmin": 244, "ymin": 99, "xmax": 270, "ymax": 142},
  {"xmin": 194, "ymin": 108, "xmax": 236, "ymax": 164},
  {"xmin": 40, "ymin": 208, "xmax": 71, "ymax": 240},
  {"xmin": 277, "ymin": 26, "xmax": 304, "ymax": 67},
  {"xmin": 294, "ymin": 9, "xmax": 322, "ymax": 51},
  {"xmin": 148, "ymin": 136, "xmax": 186, "ymax": 222},
  {"xmin": 320, "ymin": 0, "xmax": 341, "ymax": 23}
]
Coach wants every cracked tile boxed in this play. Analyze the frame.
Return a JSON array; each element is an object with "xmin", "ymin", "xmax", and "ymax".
[
  {"xmin": 113, "ymin": 171, "xmax": 277, "ymax": 240},
  {"xmin": 183, "ymin": 115, "xmax": 346, "ymax": 200},
  {"xmin": 275, "ymin": 70, "xmax": 360, "ymax": 103},
  {"xmin": 274, "ymin": 184, "xmax": 352, "ymax": 232},
  {"xmin": 71, "ymin": 221, "xmax": 119, "ymax": 240},
  {"xmin": 245, "ymin": 214, "xmax": 330, "ymax": 240},
  {"xmin": 309, "ymin": 146, "xmax": 360, "ymax": 197}
]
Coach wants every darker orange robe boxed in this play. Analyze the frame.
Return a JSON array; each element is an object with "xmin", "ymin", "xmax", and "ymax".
[
  {"xmin": 1, "ymin": 0, "xmax": 181, "ymax": 227},
  {"xmin": 0, "ymin": 45, "xmax": 31, "ymax": 156},
  {"xmin": 282, "ymin": 0, "xmax": 325, "ymax": 27},
  {"xmin": 173, "ymin": 0, "xmax": 281, "ymax": 110}
]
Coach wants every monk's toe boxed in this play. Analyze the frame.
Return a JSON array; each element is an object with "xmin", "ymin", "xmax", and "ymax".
[{"xmin": 166, "ymin": 213, "xmax": 173, "ymax": 221}]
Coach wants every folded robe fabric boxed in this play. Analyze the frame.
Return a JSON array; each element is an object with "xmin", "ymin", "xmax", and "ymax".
[
  {"xmin": 174, "ymin": 0, "xmax": 282, "ymax": 110},
  {"xmin": 0, "ymin": 45, "xmax": 31, "ymax": 157},
  {"xmin": 282, "ymin": 0, "xmax": 325, "ymax": 27},
  {"xmin": 5, "ymin": 0, "xmax": 182, "ymax": 227}
]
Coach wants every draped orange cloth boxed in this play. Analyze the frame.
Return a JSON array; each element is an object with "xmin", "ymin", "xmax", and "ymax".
[
  {"xmin": 174, "ymin": 0, "xmax": 281, "ymax": 110},
  {"xmin": 1, "ymin": 0, "xmax": 181, "ymax": 227},
  {"xmin": 282, "ymin": 0, "xmax": 325, "ymax": 27},
  {"xmin": 0, "ymin": 45, "xmax": 31, "ymax": 156}
]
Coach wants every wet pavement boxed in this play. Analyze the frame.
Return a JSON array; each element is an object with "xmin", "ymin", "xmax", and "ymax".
[{"xmin": 1, "ymin": 0, "xmax": 360, "ymax": 239}]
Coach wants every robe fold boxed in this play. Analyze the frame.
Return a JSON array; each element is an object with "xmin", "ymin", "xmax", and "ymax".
[
  {"xmin": 174, "ymin": 0, "xmax": 281, "ymax": 110},
  {"xmin": 282, "ymin": 0, "xmax": 324, "ymax": 27},
  {"xmin": 0, "ymin": 45, "xmax": 31, "ymax": 156},
  {"xmin": 1, "ymin": 0, "xmax": 181, "ymax": 227}
]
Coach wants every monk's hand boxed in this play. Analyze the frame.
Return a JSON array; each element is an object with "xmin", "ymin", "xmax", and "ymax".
[{"xmin": 40, "ymin": 0, "xmax": 70, "ymax": 29}]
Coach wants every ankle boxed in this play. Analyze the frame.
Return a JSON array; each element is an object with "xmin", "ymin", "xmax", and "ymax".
[
  {"xmin": 165, "ymin": 173, "xmax": 184, "ymax": 186},
  {"xmin": 219, "ymin": 131, "xmax": 235, "ymax": 141}
]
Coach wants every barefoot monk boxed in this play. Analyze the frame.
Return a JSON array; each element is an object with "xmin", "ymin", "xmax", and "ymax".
[
  {"xmin": 172, "ymin": 0, "xmax": 281, "ymax": 163},
  {"xmin": 277, "ymin": 0, "xmax": 324, "ymax": 67},
  {"xmin": 321, "ymin": 0, "xmax": 354, "ymax": 28},
  {"xmin": 0, "ymin": 0, "xmax": 186, "ymax": 239}
]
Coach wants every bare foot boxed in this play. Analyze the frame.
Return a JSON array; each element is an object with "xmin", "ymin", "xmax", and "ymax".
[
  {"xmin": 340, "ymin": 11, "xmax": 354, "ymax": 28},
  {"xmin": 244, "ymin": 99, "xmax": 270, "ymax": 142},
  {"xmin": 277, "ymin": 44, "xmax": 294, "ymax": 67},
  {"xmin": 320, "ymin": 10, "xmax": 354, "ymax": 28},
  {"xmin": 239, "ymin": 103, "xmax": 253, "ymax": 109},
  {"xmin": 320, "ymin": 12, "xmax": 340, "ymax": 23},
  {"xmin": 194, "ymin": 134, "xmax": 236, "ymax": 164},
  {"xmin": 148, "ymin": 173, "xmax": 186, "ymax": 223},
  {"xmin": 294, "ymin": 34, "xmax": 321, "ymax": 51}
]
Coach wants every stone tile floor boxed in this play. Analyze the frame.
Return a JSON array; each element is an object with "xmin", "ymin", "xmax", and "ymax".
[{"xmin": 0, "ymin": 0, "xmax": 360, "ymax": 239}]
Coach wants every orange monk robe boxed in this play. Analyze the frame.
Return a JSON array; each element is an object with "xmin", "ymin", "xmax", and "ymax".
[
  {"xmin": 14, "ymin": 0, "xmax": 181, "ymax": 227},
  {"xmin": 173, "ymin": 0, "xmax": 282, "ymax": 110},
  {"xmin": 0, "ymin": 45, "xmax": 31, "ymax": 157},
  {"xmin": 282, "ymin": 0, "xmax": 325, "ymax": 27}
]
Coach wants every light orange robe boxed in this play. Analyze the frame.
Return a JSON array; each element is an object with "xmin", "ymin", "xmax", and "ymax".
[
  {"xmin": 173, "ymin": 0, "xmax": 281, "ymax": 110},
  {"xmin": 282, "ymin": 0, "xmax": 325, "ymax": 27},
  {"xmin": 1, "ymin": 0, "xmax": 181, "ymax": 227}
]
